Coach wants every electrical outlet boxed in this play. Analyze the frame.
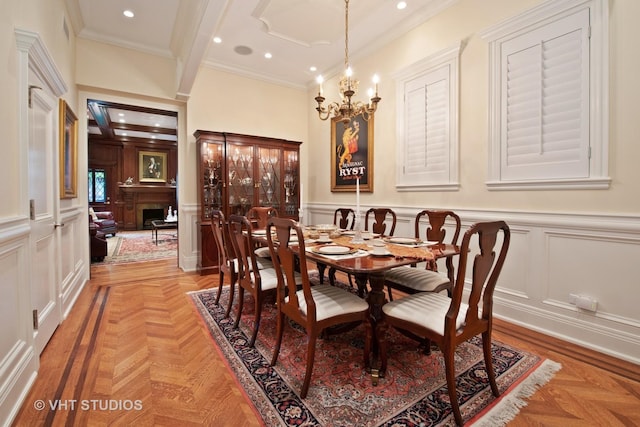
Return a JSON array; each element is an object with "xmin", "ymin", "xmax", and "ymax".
[
  {"xmin": 569, "ymin": 293, "xmax": 578, "ymax": 304},
  {"xmin": 576, "ymin": 295, "xmax": 598, "ymax": 312}
]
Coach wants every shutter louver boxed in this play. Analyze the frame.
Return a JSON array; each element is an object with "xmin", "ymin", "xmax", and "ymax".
[
  {"xmin": 501, "ymin": 9, "xmax": 589, "ymax": 180},
  {"xmin": 404, "ymin": 68, "xmax": 450, "ymax": 181}
]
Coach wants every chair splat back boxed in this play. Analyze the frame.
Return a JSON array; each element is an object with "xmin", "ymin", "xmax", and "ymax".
[
  {"xmin": 247, "ymin": 206, "xmax": 278, "ymax": 229},
  {"xmin": 333, "ymin": 208, "xmax": 356, "ymax": 230},
  {"xmin": 414, "ymin": 210, "xmax": 461, "ymax": 244},
  {"xmin": 365, "ymin": 208, "xmax": 397, "ymax": 236}
]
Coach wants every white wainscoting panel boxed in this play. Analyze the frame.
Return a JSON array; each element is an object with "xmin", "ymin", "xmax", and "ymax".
[
  {"xmin": 180, "ymin": 203, "xmax": 199, "ymax": 272},
  {"xmin": 0, "ymin": 221, "xmax": 38, "ymax": 426},
  {"xmin": 308, "ymin": 204, "xmax": 640, "ymax": 364},
  {"xmin": 59, "ymin": 209, "xmax": 88, "ymax": 318}
]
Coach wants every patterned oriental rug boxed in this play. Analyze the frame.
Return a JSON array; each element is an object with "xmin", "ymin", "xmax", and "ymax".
[
  {"xmin": 188, "ymin": 278, "xmax": 561, "ymax": 426},
  {"xmin": 98, "ymin": 231, "xmax": 177, "ymax": 265}
]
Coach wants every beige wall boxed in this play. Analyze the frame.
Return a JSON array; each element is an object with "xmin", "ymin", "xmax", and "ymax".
[
  {"xmin": 0, "ymin": 0, "xmax": 77, "ymax": 218},
  {"xmin": 185, "ymin": 67, "xmax": 309, "ymax": 204},
  {"xmin": 307, "ymin": 0, "xmax": 640, "ymax": 215},
  {"xmin": 76, "ymin": 38, "xmax": 177, "ymax": 101}
]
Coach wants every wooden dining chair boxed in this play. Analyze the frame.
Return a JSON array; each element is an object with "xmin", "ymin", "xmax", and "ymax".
[
  {"xmin": 227, "ymin": 214, "xmax": 280, "ymax": 346},
  {"xmin": 365, "ymin": 208, "xmax": 396, "ymax": 236},
  {"xmin": 385, "ymin": 210, "xmax": 462, "ymax": 301},
  {"xmin": 379, "ymin": 221, "xmax": 510, "ymax": 426},
  {"xmin": 333, "ymin": 208, "xmax": 356, "ymax": 230},
  {"xmin": 210, "ymin": 210, "xmax": 238, "ymax": 318},
  {"xmin": 266, "ymin": 217, "xmax": 371, "ymax": 399}
]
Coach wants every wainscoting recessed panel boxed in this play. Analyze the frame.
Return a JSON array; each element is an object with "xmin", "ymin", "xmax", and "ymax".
[
  {"xmin": 546, "ymin": 232, "xmax": 639, "ymax": 323},
  {"xmin": 494, "ymin": 227, "xmax": 531, "ymax": 299},
  {"xmin": 0, "ymin": 249, "xmax": 21, "ymax": 355}
]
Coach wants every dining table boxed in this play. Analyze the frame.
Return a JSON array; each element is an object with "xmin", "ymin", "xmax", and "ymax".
[{"xmin": 251, "ymin": 228, "xmax": 461, "ymax": 384}]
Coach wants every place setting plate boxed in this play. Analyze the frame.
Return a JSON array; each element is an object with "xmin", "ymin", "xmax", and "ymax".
[
  {"xmin": 311, "ymin": 245, "xmax": 357, "ymax": 255},
  {"xmin": 385, "ymin": 237, "xmax": 421, "ymax": 245},
  {"xmin": 368, "ymin": 249, "xmax": 393, "ymax": 257}
]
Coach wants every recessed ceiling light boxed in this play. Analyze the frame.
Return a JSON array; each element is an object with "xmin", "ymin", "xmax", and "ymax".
[
  {"xmin": 264, "ymin": 52, "xmax": 272, "ymax": 59},
  {"xmin": 310, "ymin": 66, "xmax": 317, "ymax": 72},
  {"xmin": 151, "ymin": 135, "xmax": 156, "ymax": 139},
  {"xmin": 397, "ymin": 2, "xmax": 407, "ymax": 10},
  {"xmin": 213, "ymin": 37, "xmax": 222, "ymax": 44},
  {"xmin": 122, "ymin": 133, "xmax": 128, "ymax": 136},
  {"xmin": 119, "ymin": 119, "xmax": 125, "ymax": 123},
  {"xmin": 123, "ymin": 10, "xmax": 134, "ymax": 18}
]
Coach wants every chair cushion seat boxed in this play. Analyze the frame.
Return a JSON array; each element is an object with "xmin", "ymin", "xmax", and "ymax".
[
  {"xmin": 294, "ymin": 285, "xmax": 368, "ymax": 321},
  {"xmin": 253, "ymin": 267, "xmax": 302, "ymax": 291},
  {"xmin": 382, "ymin": 292, "xmax": 468, "ymax": 336},
  {"xmin": 254, "ymin": 246, "xmax": 271, "ymax": 258},
  {"xmin": 384, "ymin": 266, "xmax": 450, "ymax": 292},
  {"xmin": 232, "ymin": 256, "xmax": 273, "ymax": 272}
]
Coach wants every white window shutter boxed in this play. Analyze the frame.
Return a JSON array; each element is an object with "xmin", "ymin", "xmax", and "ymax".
[
  {"xmin": 500, "ymin": 8, "xmax": 590, "ymax": 181},
  {"xmin": 401, "ymin": 65, "xmax": 451, "ymax": 184}
]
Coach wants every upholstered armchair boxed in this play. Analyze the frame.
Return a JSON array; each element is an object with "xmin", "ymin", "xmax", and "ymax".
[
  {"xmin": 89, "ymin": 208, "xmax": 118, "ymax": 236},
  {"xmin": 89, "ymin": 222, "xmax": 107, "ymax": 262}
]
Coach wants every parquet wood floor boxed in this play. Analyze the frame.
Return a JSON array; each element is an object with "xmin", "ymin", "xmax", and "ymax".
[{"xmin": 11, "ymin": 259, "xmax": 640, "ymax": 426}]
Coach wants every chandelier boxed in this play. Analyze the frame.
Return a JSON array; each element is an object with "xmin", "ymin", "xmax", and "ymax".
[{"xmin": 314, "ymin": 0, "xmax": 381, "ymax": 124}]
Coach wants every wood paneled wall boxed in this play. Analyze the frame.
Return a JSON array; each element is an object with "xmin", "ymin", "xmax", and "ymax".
[{"xmin": 88, "ymin": 139, "xmax": 178, "ymax": 229}]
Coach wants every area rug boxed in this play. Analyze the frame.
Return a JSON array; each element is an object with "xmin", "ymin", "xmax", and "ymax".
[
  {"xmin": 188, "ymin": 279, "xmax": 561, "ymax": 426},
  {"xmin": 98, "ymin": 231, "xmax": 177, "ymax": 265}
]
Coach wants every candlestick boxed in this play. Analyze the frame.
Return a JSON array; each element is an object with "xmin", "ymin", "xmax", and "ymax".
[
  {"xmin": 352, "ymin": 176, "xmax": 364, "ymax": 243},
  {"xmin": 356, "ymin": 177, "xmax": 360, "ymax": 215},
  {"xmin": 298, "ymin": 182, "xmax": 304, "ymax": 224}
]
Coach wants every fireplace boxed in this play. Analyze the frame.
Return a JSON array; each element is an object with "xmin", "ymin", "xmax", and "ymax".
[
  {"xmin": 118, "ymin": 184, "xmax": 177, "ymax": 231},
  {"xmin": 142, "ymin": 208, "xmax": 165, "ymax": 229},
  {"xmin": 135, "ymin": 203, "xmax": 167, "ymax": 230}
]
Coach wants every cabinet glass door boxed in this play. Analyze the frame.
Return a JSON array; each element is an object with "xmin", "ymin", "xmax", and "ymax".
[
  {"xmin": 257, "ymin": 147, "xmax": 281, "ymax": 210},
  {"xmin": 202, "ymin": 142, "xmax": 223, "ymax": 219},
  {"xmin": 283, "ymin": 149, "xmax": 299, "ymax": 217},
  {"xmin": 227, "ymin": 144, "xmax": 255, "ymax": 216}
]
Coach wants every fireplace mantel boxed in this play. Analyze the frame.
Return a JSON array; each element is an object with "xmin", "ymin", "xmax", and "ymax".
[{"xmin": 117, "ymin": 184, "xmax": 177, "ymax": 230}]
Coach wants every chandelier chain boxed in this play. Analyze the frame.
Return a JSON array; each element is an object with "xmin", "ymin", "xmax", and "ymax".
[{"xmin": 344, "ymin": 0, "xmax": 349, "ymax": 68}]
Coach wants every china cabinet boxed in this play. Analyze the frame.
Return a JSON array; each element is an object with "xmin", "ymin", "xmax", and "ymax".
[{"xmin": 195, "ymin": 130, "xmax": 302, "ymax": 274}]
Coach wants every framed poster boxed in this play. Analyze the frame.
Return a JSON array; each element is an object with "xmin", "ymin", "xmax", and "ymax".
[
  {"xmin": 59, "ymin": 99, "xmax": 78, "ymax": 198},
  {"xmin": 139, "ymin": 151, "xmax": 167, "ymax": 183},
  {"xmin": 331, "ymin": 113, "xmax": 374, "ymax": 192}
]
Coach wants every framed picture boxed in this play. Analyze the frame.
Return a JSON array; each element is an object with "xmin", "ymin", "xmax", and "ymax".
[
  {"xmin": 139, "ymin": 151, "xmax": 167, "ymax": 183},
  {"xmin": 59, "ymin": 99, "xmax": 78, "ymax": 198},
  {"xmin": 331, "ymin": 113, "xmax": 374, "ymax": 192}
]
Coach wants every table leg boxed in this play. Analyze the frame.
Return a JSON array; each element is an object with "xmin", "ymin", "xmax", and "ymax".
[
  {"xmin": 316, "ymin": 262, "xmax": 326, "ymax": 284},
  {"xmin": 359, "ymin": 272, "xmax": 387, "ymax": 383}
]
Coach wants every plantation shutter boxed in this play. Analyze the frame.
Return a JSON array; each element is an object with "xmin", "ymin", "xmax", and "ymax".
[
  {"xmin": 500, "ymin": 8, "xmax": 590, "ymax": 181},
  {"xmin": 403, "ymin": 65, "xmax": 450, "ymax": 183}
]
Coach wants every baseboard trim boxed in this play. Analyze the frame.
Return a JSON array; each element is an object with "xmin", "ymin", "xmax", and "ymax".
[{"xmin": 493, "ymin": 318, "xmax": 639, "ymax": 383}]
